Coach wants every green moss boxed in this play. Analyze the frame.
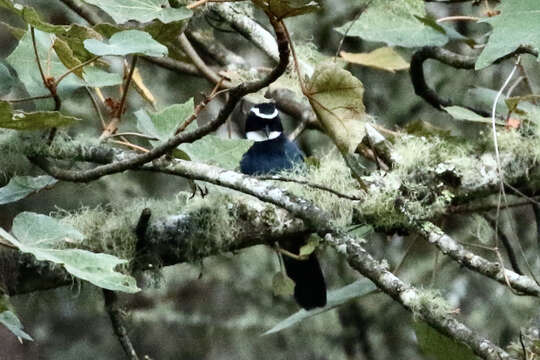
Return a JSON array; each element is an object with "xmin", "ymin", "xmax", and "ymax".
[{"xmin": 409, "ymin": 289, "xmax": 453, "ymax": 319}]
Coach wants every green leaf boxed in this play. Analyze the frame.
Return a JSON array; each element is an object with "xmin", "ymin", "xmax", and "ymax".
[
  {"xmin": 252, "ymin": 0, "xmax": 321, "ymax": 19},
  {"xmin": 0, "ymin": 62, "xmax": 14, "ymax": 96},
  {"xmin": 340, "ymin": 47, "xmax": 409, "ymax": 73},
  {"xmin": 336, "ymin": 0, "xmax": 448, "ymax": 48},
  {"xmin": 346, "ymin": 224, "xmax": 373, "ymax": 238},
  {"xmin": 83, "ymin": 66, "xmax": 123, "ymax": 87},
  {"xmin": 83, "ymin": 0, "xmax": 192, "ymax": 24},
  {"xmin": 0, "ymin": 213, "xmax": 139, "ymax": 293},
  {"xmin": 299, "ymin": 235, "xmax": 320, "ymax": 256},
  {"xmin": 135, "ymin": 100, "xmax": 194, "ymax": 159},
  {"xmin": 272, "ymin": 271, "xmax": 295, "ymax": 297},
  {"xmin": 263, "ymin": 280, "xmax": 376, "ymax": 335},
  {"xmin": 443, "ymin": 106, "xmax": 502, "ymax": 125},
  {"xmin": 476, "ymin": 0, "xmax": 540, "ymax": 70},
  {"xmin": 135, "ymin": 100, "xmax": 194, "ymax": 141},
  {"xmin": 414, "ymin": 321, "xmax": 477, "ymax": 360},
  {"xmin": 179, "ymin": 136, "xmax": 254, "ymax": 170},
  {"xmin": 0, "ymin": 311, "xmax": 33, "ymax": 342},
  {"xmin": 466, "ymin": 87, "xmax": 508, "ymax": 116},
  {"xmin": 84, "ymin": 30, "xmax": 168, "ymax": 57},
  {"xmin": 12, "ymin": 212, "xmax": 84, "ymax": 246},
  {"xmin": 0, "ymin": 2, "xmax": 100, "ymax": 62},
  {"xmin": 6, "ymin": 29, "xmax": 84, "ymax": 107},
  {"xmin": 306, "ymin": 63, "xmax": 367, "ymax": 154},
  {"xmin": 0, "ymin": 175, "xmax": 57, "ymax": 205},
  {"xmin": 53, "ymin": 38, "xmax": 84, "ymax": 78},
  {"xmin": 0, "ymin": 101, "xmax": 80, "ymax": 130}
]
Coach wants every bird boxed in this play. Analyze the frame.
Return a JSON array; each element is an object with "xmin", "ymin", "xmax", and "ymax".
[{"xmin": 240, "ymin": 102, "xmax": 327, "ymax": 310}]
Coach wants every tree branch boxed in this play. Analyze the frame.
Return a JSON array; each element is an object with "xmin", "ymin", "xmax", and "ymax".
[
  {"xmin": 30, "ymin": 15, "xmax": 290, "ymax": 183},
  {"xmin": 327, "ymin": 232, "xmax": 514, "ymax": 360},
  {"xmin": 418, "ymin": 222, "xmax": 540, "ymax": 296},
  {"xmin": 208, "ymin": 2, "xmax": 280, "ymax": 63},
  {"xmin": 409, "ymin": 46, "xmax": 538, "ymax": 116},
  {"xmin": 103, "ymin": 289, "xmax": 140, "ymax": 360}
]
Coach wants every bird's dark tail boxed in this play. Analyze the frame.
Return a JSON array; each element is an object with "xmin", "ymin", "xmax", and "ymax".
[{"xmin": 282, "ymin": 245, "xmax": 327, "ymax": 310}]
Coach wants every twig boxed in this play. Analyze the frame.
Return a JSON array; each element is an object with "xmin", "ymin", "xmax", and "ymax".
[
  {"xmin": 490, "ymin": 57, "xmax": 520, "ymax": 257},
  {"xmin": 418, "ymin": 222, "xmax": 540, "ymax": 297},
  {"xmin": 117, "ymin": 55, "xmax": 138, "ymax": 119},
  {"xmin": 103, "ymin": 289, "xmax": 140, "ymax": 360},
  {"xmin": 209, "ymin": 2, "xmax": 280, "ymax": 62},
  {"xmin": 141, "ymin": 56, "xmax": 199, "ymax": 76},
  {"xmin": 409, "ymin": 46, "xmax": 538, "ymax": 115},
  {"xmin": 99, "ymin": 56, "xmax": 139, "ymax": 140},
  {"xmin": 59, "ymin": 0, "xmax": 102, "ymax": 25},
  {"xmin": 6, "ymin": 94, "xmax": 53, "ymax": 103},
  {"xmin": 31, "ymin": 26, "xmax": 61, "ymax": 144},
  {"xmin": 109, "ymin": 140, "xmax": 149, "ymax": 153},
  {"xmin": 174, "ymin": 78, "xmax": 225, "ymax": 135},
  {"xmin": 31, "ymin": 27, "xmax": 48, "ymax": 90},
  {"xmin": 107, "ymin": 132, "xmax": 159, "ymax": 141},
  {"xmin": 255, "ymin": 175, "xmax": 363, "ymax": 201},
  {"xmin": 85, "ymin": 86, "xmax": 106, "ymax": 129},
  {"xmin": 31, "ymin": 16, "xmax": 291, "ymax": 183},
  {"xmin": 484, "ymin": 216, "xmax": 523, "ymax": 275},
  {"xmin": 436, "ymin": 16, "xmax": 479, "ymax": 23},
  {"xmin": 55, "ymin": 56, "xmax": 100, "ymax": 85},
  {"xmin": 334, "ymin": 5, "xmax": 370, "ymax": 59},
  {"xmin": 178, "ymin": 33, "xmax": 232, "ymax": 88},
  {"xmin": 327, "ymin": 232, "xmax": 514, "ymax": 360}
]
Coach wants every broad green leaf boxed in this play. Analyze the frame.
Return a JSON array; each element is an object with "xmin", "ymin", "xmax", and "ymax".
[
  {"xmin": 83, "ymin": 0, "xmax": 192, "ymax": 24},
  {"xmin": 93, "ymin": 20, "xmax": 188, "ymax": 57},
  {"xmin": 263, "ymin": 280, "xmax": 376, "ymax": 335},
  {"xmin": 6, "ymin": 29, "xmax": 84, "ymax": 107},
  {"xmin": 135, "ymin": 100, "xmax": 194, "ymax": 159},
  {"xmin": 84, "ymin": 30, "xmax": 168, "ymax": 57},
  {"xmin": 135, "ymin": 99, "xmax": 194, "ymax": 142},
  {"xmin": 272, "ymin": 271, "xmax": 295, "ymax": 297},
  {"xmin": 346, "ymin": 224, "xmax": 374, "ymax": 238},
  {"xmin": 12, "ymin": 212, "xmax": 84, "ymax": 246},
  {"xmin": 53, "ymin": 38, "xmax": 84, "ymax": 78},
  {"xmin": 0, "ymin": 2, "xmax": 100, "ymax": 62},
  {"xmin": 476, "ymin": 0, "xmax": 540, "ymax": 70},
  {"xmin": 466, "ymin": 87, "xmax": 508, "ymax": 116},
  {"xmin": 443, "ymin": 106, "xmax": 503, "ymax": 125},
  {"xmin": 0, "ymin": 101, "xmax": 80, "ymax": 130},
  {"xmin": 336, "ymin": 0, "xmax": 448, "ymax": 48},
  {"xmin": 1, "ymin": 213, "xmax": 139, "ymax": 293},
  {"xmin": 414, "ymin": 321, "xmax": 477, "ymax": 360},
  {"xmin": 0, "ymin": 311, "xmax": 33, "ymax": 342},
  {"xmin": 83, "ymin": 66, "xmax": 123, "ymax": 87},
  {"xmin": 0, "ymin": 175, "xmax": 57, "ymax": 205},
  {"xmin": 306, "ymin": 63, "xmax": 367, "ymax": 154},
  {"xmin": 179, "ymin": 136, "xmax": 254, "ymax": 170},
  {"xmin": 340, "ymin": 47, "xmax": 409, "ymax": 72},
  {"xmin": 0, "ymin": 62, "xmax": 14, "ymax": 96},
  {"xmin": 252, "ymin": 0, "xmax": 321, "ymax": 19},
  {"xmin": 299, "ymin": 235, "xmax": 320, "ymax": 256}
]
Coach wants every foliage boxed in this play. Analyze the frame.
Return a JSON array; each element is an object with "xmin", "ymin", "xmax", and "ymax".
[
  {"xmin": 0, "ymin": 213, "xmax": 139, "ymax": 293},
  {"xmin": 0, "ymin": 0, "xmax": 539, "ymax": 359},
  {"xmin": 0, "ymin": 175, "xmax": 57, "ymax": 205}
]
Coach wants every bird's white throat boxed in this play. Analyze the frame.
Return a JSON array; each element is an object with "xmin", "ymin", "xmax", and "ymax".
[{"xmin": 246, "ymin": 130, "xmax": 281, "ymax": 142}]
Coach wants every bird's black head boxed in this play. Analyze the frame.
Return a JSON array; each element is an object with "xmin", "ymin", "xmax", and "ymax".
[{"xmin": 245, "ymin": 102, "xmax": 283, "ymax": 142}]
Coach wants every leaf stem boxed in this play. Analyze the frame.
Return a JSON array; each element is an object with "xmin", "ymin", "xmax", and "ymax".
[
  {"xmin": 117, "ymin": 55, "xmax": 138, "ymax": 119},
  {"xmin": 6, "ymin": 94, "xmax": 54, "ymax": 103},
  {"xmin": 55, "ymin": 56, "xmax": 100, "ymax": 85}
]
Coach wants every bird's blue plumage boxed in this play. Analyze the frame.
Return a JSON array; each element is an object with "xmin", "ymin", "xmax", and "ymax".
[
  {"xmin": 239, "ymin": 103, "xmax": 327, "ymax": 310},
  {"xmin": 240, "ymin": 134, "xmax": 304, "ymax": 175}
]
